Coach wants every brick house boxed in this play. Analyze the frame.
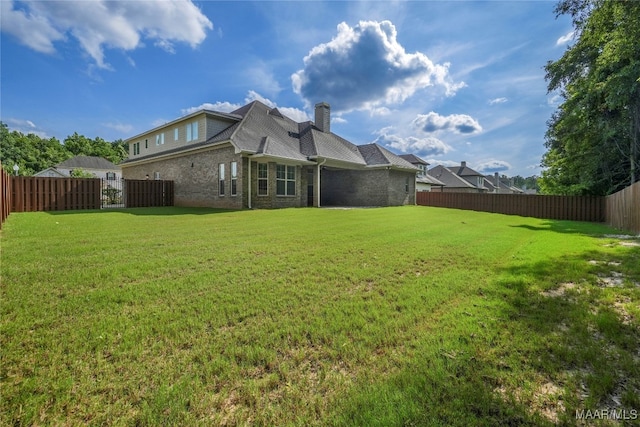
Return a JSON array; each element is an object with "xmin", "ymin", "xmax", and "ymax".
[{"xmin": 121, "ymin": 101, "xmax": 418, "ymax": 208}]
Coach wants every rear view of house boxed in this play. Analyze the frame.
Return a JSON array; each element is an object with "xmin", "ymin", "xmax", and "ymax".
[{"xmin": 121, "ymin": 101, "xmax": 418, "ymax": 208}]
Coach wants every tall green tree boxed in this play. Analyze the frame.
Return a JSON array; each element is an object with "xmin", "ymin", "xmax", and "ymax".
[
  {"xmin": 541, "ymin": 0, "xmax": 640, "ymax": 195},
  {"xmin": 1, "ymin": 122, "xmax": 128, "ymax": 175}
]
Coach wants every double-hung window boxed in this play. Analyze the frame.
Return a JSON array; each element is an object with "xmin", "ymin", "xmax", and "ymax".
[
  {"xmin": 219, "ymin": 163, "xmax": 225, "ymax": 196},
  {"xmin": 174, "ymin": 128, "xmax": 179, "ymax": 141},
  {"xmin": 230, "ymin": 161, "xmax": 238, "ymax": 196},
  {"xmin": 186, "ymin": 121, "xmax": 198, "ymax": 142},
  {"xmin": 257, "ymin": 163, "xmax": 268, "ymax": 196},
  {"xmin": 276, "ymin": 165, "xmax": 296, "ymax": 196},
  {"xmin": 133, "ymin": 142, "xmax": 140, "ymax": 155},
  {"xmin": 156, "ymin": 133, "xmax": 164, "ymax": 146}
]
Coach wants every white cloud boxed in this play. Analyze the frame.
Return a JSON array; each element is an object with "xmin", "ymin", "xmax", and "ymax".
[
  {"xmin": 488, "ymin": 97, "xmax": 508, "ymax": 105},
  {"xmin": 0, "ymin": 0, "xmax": 213, "ymax": 69},
  {"xmin": 474, "ymin": 159, "xmax": 512, "ymax": 174},
  {"xmin": 181, "ymin": 91, "xmax": 310, "ymax": 123},
  {"xmin": 556, "ymin": 30, "xmax": 575, "ymax": 46},
  {"xmin": 291, "ymin": 20, "xmax": 464, "ymax": 112},
  {"xmin": 103, "ymin": 122, "xmax": 133, "ymax": 134},
  {"xmin": 374, "ymin": 128, "xmax": 451, "ymax": 157},
  {"xmin": 4, "ymin": 118, "xmax": 49, "ymax": 138},
  {"xmin": 412, "ymin": 112, "xmax": 482, "ymax": 135}
]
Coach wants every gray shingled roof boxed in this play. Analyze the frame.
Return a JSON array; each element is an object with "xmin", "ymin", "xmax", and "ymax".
[
  {"xmin": 57, "ymin": 155, "xmax": 119, "ymax": 169},
  {"xmin": 124, "ymin": 100, "xmax": 417, "ymax": 171},
  {"xmin": 399, "ymin": 154, "xmax": 428, "ymax": 165},
  {"xmin": 428, "ymin": 165, "xmax": 478, "ymax": 188}
]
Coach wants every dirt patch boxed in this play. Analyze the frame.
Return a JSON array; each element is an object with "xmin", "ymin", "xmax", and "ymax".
[
  {"xmin": 541, "ymin": 282, "xmax": 577, "ymax": 298},
  {"xmin": 494, "ymin": 380, "xmax": 565, "ymax": 423}
]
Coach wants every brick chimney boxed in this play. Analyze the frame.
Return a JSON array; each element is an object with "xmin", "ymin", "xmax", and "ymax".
[
  {"xmin": 461, "ymin": 161, "xmax": 466, "ymax": 168},
  {"xmin": 315, "ymin": 102, "xmax": 330, "ymax": 133}
]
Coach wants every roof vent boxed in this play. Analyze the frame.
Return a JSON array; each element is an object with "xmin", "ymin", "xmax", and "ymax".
[{"xmin": 314, "ymin": 102, "xmax": 330, "ymax": 133}]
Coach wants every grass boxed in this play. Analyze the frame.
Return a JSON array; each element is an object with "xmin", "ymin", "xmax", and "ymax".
[{"xmin": 1, "ymin": 206, "xmax": 639, "ymax": 426}]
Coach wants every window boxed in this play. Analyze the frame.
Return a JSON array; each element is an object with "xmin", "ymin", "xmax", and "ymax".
[
  {"xmin": 133, "ymin": 142, "xmax": 140, "ymax": 155},
  {"xmin": 174, "ymin": 128, "xmax": 179, "ymax": 141},
  {"xmin": 106, "ymin": 172, "xmax": 116, "ymax": 180},
  {"xmin": 156, "ymin": 133, "xmax": 164, "ymax": 145},
  {"xmin": 186, "ymin": 121, "xmax": 198, "ymax": 142},
  {"xmin": 276, "ymin": 164, "xmax": 296, "ymax": 196},
  {"xmin": 230, "ymin": 161, "xmax": 237, "ymax": 196},
  {"xmin": 219, "ymin": 163, "xmax": 225, "ymax": 196},
  {"xmin": 257, "ymin": 163, "xmax": 268, "ymax": 196},
  {"xmin": 405, "ymin": 177, "xmax": 410, "ymax": 193},
  {"xmin": 154, "ymin": 172, "xmax": 160, "ymax": 180},
  {"xmin": 145, "ymin": 139, "xmax": 148, "ymax": 149}
]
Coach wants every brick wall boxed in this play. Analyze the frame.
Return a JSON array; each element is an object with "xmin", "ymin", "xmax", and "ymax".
[
  {"xmin": 122, "ymin": 145, "xmax": 244, "ymax": 209},
  {"xmin": 321, "ymin": 168, "xmax": 415, "ymax": 207}
]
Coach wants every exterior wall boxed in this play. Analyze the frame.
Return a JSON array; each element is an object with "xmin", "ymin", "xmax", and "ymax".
[
  {"xmin": 249, "ymin": 161, "xmax": 309, "ymax": 209},
  {"xmin": 387, "ymin": 169, "xmax": 416, "ymax": 206},
  {"xmin": 122, "ymin": 145, "xmax": 244, "ymax": 209},
  {"xmin": 416, "ymin": 182, "xmax": 432, "ymax": 192},
  {"xmin": 320, "ymin": 168, "xmax": 415, "ymax": 206},
  {"xmin": 127, "ymin": 113, "xmax": 235, "ymax": 161},
  {"xmin": 440, "ymin": 187, "xmax": 483, "ymax": 193}
]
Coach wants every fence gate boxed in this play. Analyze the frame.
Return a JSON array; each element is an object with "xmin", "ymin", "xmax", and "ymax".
[
  {"xmin": 101, "ymin": 179, "xmax": 174, "ymax": 208},
  {"xmin": 101, "ymin": 178, "xmax": 125, "ymax": 208}
]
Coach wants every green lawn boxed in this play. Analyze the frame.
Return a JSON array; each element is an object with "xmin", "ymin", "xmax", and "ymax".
[{"xmin": 1, "ymin": 206, "xmax": 639, "ymax": 426}]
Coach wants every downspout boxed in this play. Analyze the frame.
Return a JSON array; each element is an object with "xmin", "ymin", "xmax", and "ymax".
[
  {"xmin": 247, "ymin": 155, "xmax": 252, "ymax": 209},
  {"xmin": 316, "ymin": 158, "xmax": 327, "ymax": 207}
]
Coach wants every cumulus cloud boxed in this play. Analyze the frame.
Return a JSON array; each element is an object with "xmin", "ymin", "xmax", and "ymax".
[
  {"xmin": 0, "ymin": 0, "xmax": 213, "ymax": 69},
  {"xmin": 291, "ymin": 20, "xmax": 464, "ymax": 112},
  {"xmin": 412, "ymin": 112, "xmax": 482, "ymax": 135},
  {"xmin": 474, "ymin": 159, "xmax": 512, "ymax": 174},
  {"xmin": 374, "ymin": 128, "xmax": 451, "ymax": 157}
]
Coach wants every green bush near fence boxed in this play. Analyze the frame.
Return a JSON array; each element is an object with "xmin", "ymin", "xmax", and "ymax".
[{"xmin": 1, "ymin": 206, "xmax": 639, "ymax": 425}]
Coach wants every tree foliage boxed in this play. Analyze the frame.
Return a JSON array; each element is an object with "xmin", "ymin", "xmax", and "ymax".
[
  {"xmin": 0, "ymin": 122, "xmax": 128, "ymax": 176},
  {"xmin": 541, "ymin": 0, "xmax": 640, "ymax": 195}
]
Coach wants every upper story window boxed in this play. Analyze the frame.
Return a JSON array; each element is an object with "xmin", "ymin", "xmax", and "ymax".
[
  {"xmin": 156, "ymin": 133, "xmax": 164, "ymax": 146},
  {"xmin": 174, "ymin": 128, "xmax": 179, "ymax": 141},
  {"xmin": 276, "ymin": 164, "xmax": 295, "ymax": 196},
  {"xmin": 133, "ymin": 142, "xmax": 140, "ymax": 155},
  {"xmin": 186, "ymin": 121, "xmax": 198, "ymax": 142}
]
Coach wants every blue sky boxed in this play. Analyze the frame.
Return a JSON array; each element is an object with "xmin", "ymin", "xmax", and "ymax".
[{"xmin": 1, "ymin": 0, "xmax": 574, "ymax": 176}]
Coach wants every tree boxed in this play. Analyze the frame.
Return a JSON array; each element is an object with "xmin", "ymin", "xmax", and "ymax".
[
  {"xmin": 541, "ymin": 0, "xmax": 640, "ymax": 195},
  {"xmin": 1, "ymin": 122, "xmax": 129, "ymax": 175}
]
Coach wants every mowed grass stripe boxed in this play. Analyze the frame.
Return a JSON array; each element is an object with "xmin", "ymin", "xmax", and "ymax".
[{"xmin": 1, "ymin": 206, "xmax": 638, "ymax": 426}]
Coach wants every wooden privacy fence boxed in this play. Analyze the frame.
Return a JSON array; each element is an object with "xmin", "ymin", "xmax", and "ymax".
[
  {"xmin": 606, "ymin": 181, "xmax": 640, "ymax": 234},
  {"xmin": 0, "ymin": 167, "xmax": 10, "ymax": 229},
  {"xmin": 125, "ymin": 180, "xmax": 174, "ymax": 208},
  {"xmin": 11, "ymin": 176, "xmax": 101, "ymax": 212},
  {"xmin": 4, "ymin": 177, "xmax": 174, "ymax": 214},
  {"xmin": 416, "ymin": 192, "xmax": 606, "ymax": 223}
]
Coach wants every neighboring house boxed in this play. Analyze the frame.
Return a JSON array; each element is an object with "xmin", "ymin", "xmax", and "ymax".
[
  {"xmin": 399, "ymin": 154, "xmax": 445, "ymax": 192},
  {"xmin": 120, "ymin": 101, "xmax": 418, "ymax": 208},
  {"xmin": 484, "ymin": 173, "xmax": 524, "ymax": 194},
  {"xmin": 34, "ymin": 155, "xmax": 122, "ymax": 181},
  {"xmin": 428, "ymin": 163, "xmax": 486, "ymax": 193}
]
